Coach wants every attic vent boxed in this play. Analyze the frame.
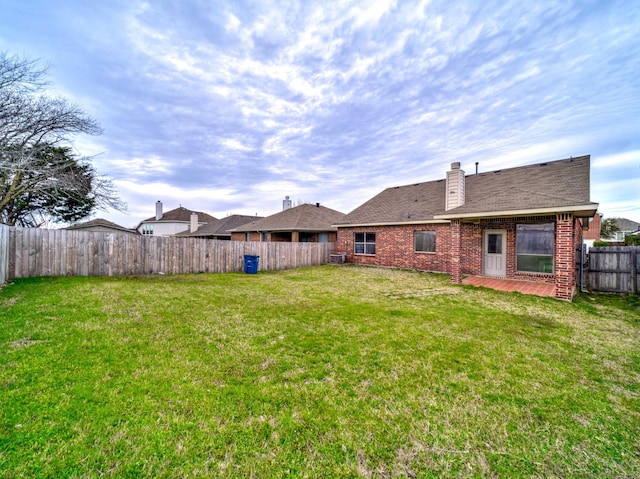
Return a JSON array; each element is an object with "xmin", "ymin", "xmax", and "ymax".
[
  {"xmin": 540, "ymin": 163, "xmax": 547, "ymax": 166},
  {"xmin": 494, "ymin": 170, "xmax": 501, "ymax": 174}
]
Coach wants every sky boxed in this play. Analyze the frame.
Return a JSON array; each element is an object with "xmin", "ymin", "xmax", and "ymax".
[{"xmin": 1, "ymin": 0, "xmax": 639, "ymax": 227}]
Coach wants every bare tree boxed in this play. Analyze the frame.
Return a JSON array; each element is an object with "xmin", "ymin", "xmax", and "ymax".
[{"xmin": 0, "ymin": 52, "xmax": 125, "ymax": 226}]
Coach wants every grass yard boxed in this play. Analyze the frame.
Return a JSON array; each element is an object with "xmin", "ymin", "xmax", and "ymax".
[{"xmin": 1, "ymin": 265, "xmax": 639, "ymax": 478}]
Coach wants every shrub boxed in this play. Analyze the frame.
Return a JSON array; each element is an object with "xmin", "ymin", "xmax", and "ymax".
[
  {"xmin": 593, "ymin": 240, "xmax": 610, "ymax": 247},
  {"xmin": 624, "ymin": 234, "xmax": 640, "ymax": 246}
]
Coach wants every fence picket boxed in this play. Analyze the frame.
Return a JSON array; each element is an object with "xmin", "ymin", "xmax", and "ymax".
[
  {"xmin": 4, "ymin": 227, "xmax": 335, "ymax": 281},
  {"xmin": 588, "ymin": 246, "xmax": 639, "ymax": 294}
]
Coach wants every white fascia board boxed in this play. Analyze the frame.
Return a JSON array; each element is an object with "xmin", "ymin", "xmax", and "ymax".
[
  {"xmin": 332, "ymin": 220, "xmax": 451, "ymax": 228},
  {"xmin": 434, "ymin": 204, "xmax": 599, "ymax": 220}
]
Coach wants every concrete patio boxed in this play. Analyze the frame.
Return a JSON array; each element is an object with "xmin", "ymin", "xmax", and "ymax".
[{"xmin": 462, "ymin": 276, "xmax": 556, "ymax": 298}]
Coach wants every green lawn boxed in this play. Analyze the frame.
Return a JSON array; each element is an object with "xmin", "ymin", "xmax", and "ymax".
[{"xmin": 1, "ymin": 265, "xmax": 639, "ymax": 478}]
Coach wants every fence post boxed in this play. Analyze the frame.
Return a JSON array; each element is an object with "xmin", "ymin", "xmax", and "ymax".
[
  {"xmin": 632, "ymin": 246, "xmax": 638, "ymax": 295},
  {"xmin": 0, "ymin": 225, "xmax": 9, "ymax": 286}
]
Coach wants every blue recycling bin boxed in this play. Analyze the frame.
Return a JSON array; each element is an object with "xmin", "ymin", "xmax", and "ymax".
[{"xmin": 243, "ymin": 255, "xmax": 259, "ymax": 274}]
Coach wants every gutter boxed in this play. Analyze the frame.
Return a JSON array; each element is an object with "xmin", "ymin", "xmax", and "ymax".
[
  {"xmin": 433, "ymin": 204, "xmax": 599, "ymax": 220},
  {"xmin": 332, "ymin": 220, "xmax": 450, "ymax": 228}
]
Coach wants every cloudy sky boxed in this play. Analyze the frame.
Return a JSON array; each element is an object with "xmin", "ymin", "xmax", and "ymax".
[{"xmin": 2, "ymin": 0, "xmax": 639, "ymax": 226}]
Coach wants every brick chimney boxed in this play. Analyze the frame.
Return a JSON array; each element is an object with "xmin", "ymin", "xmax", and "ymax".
[
  {"xmin": 445, "ymin": 162, "xmax": 465, "ymax": 211},
  {"xmin": 190, "ymin": 212, "xmax": 198, "ymax": 233},
  {"xmin": 155, "ymin": 201, "xmax": 163, "ymax": 220}
]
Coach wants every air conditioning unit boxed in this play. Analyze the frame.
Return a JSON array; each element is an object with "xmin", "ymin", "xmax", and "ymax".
[{"xmin": 330, "ymin": 253, "xmax": 346, "ymax": 264}]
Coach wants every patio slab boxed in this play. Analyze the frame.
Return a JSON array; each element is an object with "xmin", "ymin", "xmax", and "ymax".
[{"xmin": 462, "ymin": 276, "xmax": 556, "ymax": 298}]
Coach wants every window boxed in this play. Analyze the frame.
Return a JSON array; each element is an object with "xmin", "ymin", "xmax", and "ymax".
[
  {"xmin": 415, "ymin": 231, "xmax": 436, "ymax": 252},
  {"xmin": 355, "ymin": 232, "xmax": 376, "ymax": 255},
  {"xmin": 141, "ymin": 224, "xmax": 154, "ymax": 235},
  {"xmin": 300, "ymin": 232, "xmax": 315, "ymax": 242},
  {"xmin": 262, "ymin": 232, "xmax": 268, "ymax": 242},
  {"xmin": 487, "ymin": 233, "xmax": 502, "ymax": 254},
  {"xmin": 516, "ymin": 223, "xmax": 554, "ymax": 273}
]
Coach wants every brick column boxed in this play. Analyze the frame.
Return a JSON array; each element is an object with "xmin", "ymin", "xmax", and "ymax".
[
  {"xmin": 450, "ymin": 220, "xmax": 462, "ymax": 283},
  {"xmin": 555, "ymin": 213, "xmax": 576, "ymax": 300}
]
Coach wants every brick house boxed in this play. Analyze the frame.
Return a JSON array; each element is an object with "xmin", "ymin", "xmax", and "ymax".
[
  {"xmin": 334, "ymin": 156, "xmax": 598, "ymax": 300},
  {"xmin": 177, "ymin": 214, "xmax": 262, "ymax": 240},
  {"xmin": 582, "ymin": 212, "xmax": 601, "ymax": 248},
  {"xmin": 230, "ymin": 201, "xmax": 345, "ymax": 243}
]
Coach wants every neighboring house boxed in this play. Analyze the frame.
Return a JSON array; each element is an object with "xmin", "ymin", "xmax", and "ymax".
[
  {"xmin": 601, "ymin": 218, "xmax": 640, "ymax": 242},
  {"xmin": 137, "ymin": 201, "xmax": 217, "ymax": 237},
  {"xmin": 230, "ymin": 201, "xmax": 345, "ymax": 242},
  {"xmin": 334, "ymin": 156, "xmax": 598, "ymax": 301},
  {"xmin": 65, "ymin": 218, "xmax": 138, "ymax": 234},
  {"xmin": 582, "ymin": 212, "xmax": 602, "ymax": 249},
  {"xmin": 178, "ymin": 214, "xmax": 263, "ymax": 240}
]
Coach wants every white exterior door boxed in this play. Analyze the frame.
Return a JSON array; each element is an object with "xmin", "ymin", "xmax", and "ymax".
[{"xmin": 483, "ymin": 230, "xmax": 506, "ymax": 277}]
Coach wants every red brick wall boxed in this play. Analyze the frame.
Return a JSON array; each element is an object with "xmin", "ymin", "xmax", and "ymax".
[
  {"xmin": 232, "ymin": 231, "xmax": 338, "ymax": 243},
  {"xmin": 450, "ymin": 220, "xmax": 462, "ymax": 283},
  {"xmin": 231, "ymin": 232, "xmax": 261, "ymax": 241},
  {"xmin": 336, "ymin": 224, "xmax": 451, "ymax": 273},
  {"xmin": 555, "ymin": 213, "xmax": 577, "ymax": 300},
  {"xmin": 337, "ymin": 214, "xmax": 581, "ymax": 300},
  {"xmin": 457, "ymin": 217, "xmax": 552, "ymax": 281},
  {"xmin": 582, "ymin": 213, "xmax": 601, "ymax": 241}
]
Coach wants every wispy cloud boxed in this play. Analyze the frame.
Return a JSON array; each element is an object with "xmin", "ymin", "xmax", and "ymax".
[{"xmin": 1, "ymin": 0, "xmax": 639, "ymax": 224}]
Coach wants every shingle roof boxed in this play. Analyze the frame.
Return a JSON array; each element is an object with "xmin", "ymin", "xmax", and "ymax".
[
  {"xmin": 179, "ymin": 214, "xmax": 262, "ymax": 237},
  {"xmin": 142, "ymin": 206, "xmax": 217, "ymax": 223},
  {"xmin": 232, "ymin": 203, "xmax": 345, "ymax": 232},
  {"xmin": 336, "ymin": 156, "xmax": 598, "ymax": 226},
  {"xmin": 614, "ymin": 218, "xmax": 640, "ymax": 232},
  {"xmin": 66, "ymin": 218, "xmax": 136, "ymax": 233}
]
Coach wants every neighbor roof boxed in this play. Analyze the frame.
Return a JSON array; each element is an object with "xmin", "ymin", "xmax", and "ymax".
[
  {"xmin": 336, "ymin": 156, "xmax": 598, "ymax": 227},
  {"xmin": 66, "ymin": 218, "xmax": 136, "ymax": 233},
  {"xmin": 178, "ymin": 214, "xmax": 262, "ymax": 237},
  {"xmin": 613, "ymin": 218, "xmax": 640, "ymax": 232},
  {"xmin": 141, "ymin": 206, "xmax": 217, "ymax": 223},
  {"xmin": 232, "ymin": 203, "xmax": 345, "ymax": 232}
]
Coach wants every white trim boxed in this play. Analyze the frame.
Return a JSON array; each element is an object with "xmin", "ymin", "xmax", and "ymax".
[
  {"xmin": 434, "ymin": 204, "xmax": 598, "ymax": 220},
  {"xmin": 333, "ymin": 220, "xmax": 450, "ymax": 228}
]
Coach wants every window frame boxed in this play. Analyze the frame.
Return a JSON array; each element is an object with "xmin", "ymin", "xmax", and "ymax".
[
  {"xmin": 354, "ymin": 232, "xmax": 376, "ymax": 255},
  {"xmin": 414, "ymin": 230, "xmax": 436, "ymax": 253},
  {"xmin": 516, "ymin": 223, "xmax": 554, "ymax": 274}
]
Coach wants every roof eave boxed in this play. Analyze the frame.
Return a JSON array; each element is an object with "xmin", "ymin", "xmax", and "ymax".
[
  {"xmin": 233, "ymin": 227, "xmax": 338, "ymax": 233},
  {"xmin": 334, "ymin": 219, "xmax": 451, "ymax": 228},
  {"xmin": 434, "ymin": 203, "xmax": 599, "ymax": 220}
]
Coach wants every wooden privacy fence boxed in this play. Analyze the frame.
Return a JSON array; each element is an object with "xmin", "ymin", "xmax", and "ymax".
[
  {"xmin": 588, "ymin": 246, "xmax": 639, "ymax": 294},
  {"xmin": 6, "ymin": 227, "xmax": 335, "ymax": 281}
]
